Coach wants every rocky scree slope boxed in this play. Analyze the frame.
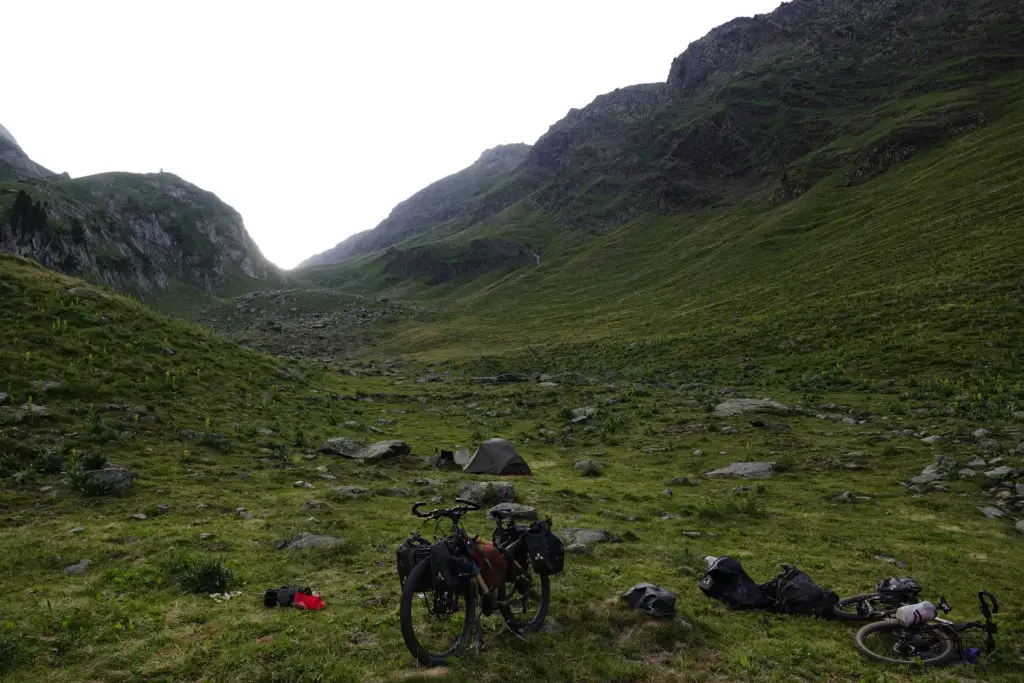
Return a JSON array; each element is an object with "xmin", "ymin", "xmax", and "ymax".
[
  {"xmin": 301, "ymin": 0, "xmax": 1024, "ymax": 275},
  {"xmin": 0, "ymin": 124, "xmax": 281, "ymax": 297}
]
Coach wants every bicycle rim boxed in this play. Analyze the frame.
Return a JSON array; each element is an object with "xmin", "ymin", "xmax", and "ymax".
[
  {"xmin": 833, "ymin": 593, "xmax": 885, "ymax": 622},
  {"xmin": 499, "ymin": 566, "xmax": 550, "ymax": 631},
  {"xmin": 400, "ymin": 559, "xmax": 477, "ymax": 666},
  {"xmin": 854, "ymin": 621, "xmax": 956, "ymax": 665}
]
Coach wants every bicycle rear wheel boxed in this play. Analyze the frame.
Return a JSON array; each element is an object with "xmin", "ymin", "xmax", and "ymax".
[
  {"xmin": 854, "ymin": 620, "xmax": 956, "ymax": 665},
  {"xmin": 832, "ymin": 593, "xmax": 886, "ymax": 622},
  {"xmin": 498, "ymin": 566, "xmax": 550, "ymax": 632},
  {"xmin": 400, "ymin": 559, "xmax": 477, "ymax": 666}
]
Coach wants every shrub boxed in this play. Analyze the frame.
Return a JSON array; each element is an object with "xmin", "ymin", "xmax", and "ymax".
[{"xmin": 165, "ymin": 553, "xmax": 234, "ymax": 594}]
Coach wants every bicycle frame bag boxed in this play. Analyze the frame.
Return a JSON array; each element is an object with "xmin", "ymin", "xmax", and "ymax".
[
  {"xmin": 876, "ymin": 577, "xmax": 922, "ymax": 605},
  {"xmin": 430, "ymin": 538, "xmax": 474, "ymax": 589},
  {"xmin": 525, "ymin": 520, "xmax": 564, "ymax": 575},
  {"xmin": 396, "ymin": 535, "xmax": 433, "ymax": 592},
  {"xmin": 759, "ymin": 564, "xmax": 839, "ymax": 617}
]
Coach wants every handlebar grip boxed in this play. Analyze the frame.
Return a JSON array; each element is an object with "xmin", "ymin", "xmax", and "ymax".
[{"xmin": 978, "ymin": 590, "xmax": 999, "ymax": 615}]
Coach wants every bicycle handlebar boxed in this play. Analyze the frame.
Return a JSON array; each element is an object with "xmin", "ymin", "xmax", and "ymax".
[
  {"xmin": 411, "ymin": 498, "xmax": 481, "ymax": 519},
  {"xmin": 978, "ymin": 590, "xmax": 999, "ymax": 618}
]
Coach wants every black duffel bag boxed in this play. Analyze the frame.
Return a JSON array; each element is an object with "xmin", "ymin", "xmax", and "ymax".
[
  {"xmin": 430, "ymin": 538, "xmax": 475, "ymax": 589},
  {"xmin": 759, "ymin": 564, "xmax": 839, "ymax": 617},
  {"xmin": 396, "ymin": 533, "xmax": 432, "ymax": 592},
  {"xmin": 525, "ymin": 519, "xmax": 564, "ymax": 575}
]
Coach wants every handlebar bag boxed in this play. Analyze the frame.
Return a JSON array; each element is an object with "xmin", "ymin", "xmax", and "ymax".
[
  {"xmin": 396, "ymin": 535, "xmax": 433, "ymax": 592},
  {"xmin": 876, "ymin": 577, "xmax": 922, "ymax": 605},
  {"xmin": 430, "ymin": 538, "xmax": 474, "ymax": 589},
  {"xmin": 525, "ymin": 520, "xmax": 564, "ymax": 575}
]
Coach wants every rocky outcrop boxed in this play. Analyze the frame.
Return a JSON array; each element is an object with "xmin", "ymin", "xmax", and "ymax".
[
  {"xmin": 1, "ymin": 124, "xmax": 281, "ymax": 296},
  {"xmin": 0, "ymin": 124, "xmax": 56, "ymax": 181}
]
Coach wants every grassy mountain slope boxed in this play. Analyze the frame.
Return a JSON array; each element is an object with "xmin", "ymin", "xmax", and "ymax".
[{"xmin": 2, "ymin": 253, "xmax": 1023, "ymax": 682}]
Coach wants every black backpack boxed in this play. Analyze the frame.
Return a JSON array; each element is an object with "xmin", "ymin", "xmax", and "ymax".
[
  {"xmin": 396, "ymin": 533, "xmax": 432, "ymax": 592},
  {"xmin": 759, "ymin": 565, "xmax": 839, "ymax": 617},
  {"xmin": 525, "ymin": 519, "xmax": 564, "ymax": 576},
  {"xmin": 699, "ymin": 556, "xmax": 769, "ymax": 609}
]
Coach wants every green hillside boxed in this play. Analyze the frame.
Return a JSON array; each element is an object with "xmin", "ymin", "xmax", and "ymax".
[{"xmin": 2, "ymin": 253, "xmax": 1023, "ymax": 682}]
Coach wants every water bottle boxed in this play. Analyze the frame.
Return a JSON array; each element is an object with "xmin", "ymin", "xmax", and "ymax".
[{"xmin": 895, "ymin": 601, "xmax": 937, "ymax": 627}]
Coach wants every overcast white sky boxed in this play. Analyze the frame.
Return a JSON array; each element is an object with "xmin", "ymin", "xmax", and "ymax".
[{"xmin": 3, "ymin": 0, "xmax": 782, "ymax": 269}]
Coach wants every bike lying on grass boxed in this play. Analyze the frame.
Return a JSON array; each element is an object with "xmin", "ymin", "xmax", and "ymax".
[
  {"xmin": 854, "ymin": 590, "xmax": 999, "ymax": 665},
  {"xmin": 396, "ymin": 498, "xmax": 564, "ymax": 666},
  {"xmin": 831, "ymin": 577, "xmax": 923, "ymax": 622}
]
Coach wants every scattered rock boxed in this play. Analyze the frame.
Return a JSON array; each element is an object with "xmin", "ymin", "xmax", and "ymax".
[
  {"xmin": 750, "ymin": 419, "xmax": 790, "ymax": 430},
  {"xmin": 979, "ymin": 507, "xmax": 1004, "ymax": 519},
  {"xmin": 984, "ymin": 466, "xmax": 1014, "ymax": 481},
  {"xmin": 161, "ymin": 346, "xmax": 176, "ymax": 356},
  {"xmin": 64, "ymin": 559, "xmax": 93, "ymax": 576},
  {"xmin": 972, "ymin": 428, "xmax": 991, "ymax": 440},
  {"xmin": 921, "ymin": 435, "xmax": 943, "ymax": 445},
  {"xmin": 662, "ymin": 488, "xmax": 673, "ymax": 497},
  {"xmin": 958, "ymin": 469, "xmax": 978, "ymax": 479},
  {"xmin": 179, "ymin": 429, "xmax": 199, "ymax": 440},
  {"xmin": 417, "ymin": 373, "xmax": 441, "ymax": 384},
  {"xmin": 200, "ymin": 533, "xmax": 215, "ymax": 540},
  {"xmin": 458, "ymin": 481, "xmax": 515, "ymax": 504},
  {"xmin": 575, "ymin": 459, "xmax": 604, "ymax": 476},
  {"xmin": 278, "ymin": 532, "xmax": 343, "ymax": 551},
  {"xmin": 570, "ymin": 407, "xmax": 596, "ymax": 423},
  {"xmin": 318, "ymin": 437, "xmax": 366, "ymax": 457},
  {"xmin": 129, "ymin": 513, "xmax": 147, "ymax": 521},
  {"xmin": 411, "ymin": 478, "xmax": 442, "ymax": 486},
  {"xmin": 680, "ymin": 531, "xmax": 702, "ymax": 538},
  {"xmin": 706, "ymin": 462, "xmax": 776, "ymax": 479},
  {"xmin": 692, "ymin": 449, "xmax": 705, "ymax": 457},
  {"xmin": 719, "ymin": 425, "xmax": 739, "ymax": 435},
  {"xmin": 301, "ymin": 500, "xmax": 326, "ymax": 510},
  {"xmin": 67, "ymin": 286, "xmax": 100, "ymax": 299},
  {"xmin": 0, "ymin": 392, "xmax": 7, "ymax": 406},
  {"xmin": 385, "ymin": 487, "xmax": 410, "ymax": 497},
  {"xmin": 557, "ymin": 528, "xmax": 622, "ymax": 553},
  {"xmin": 82, "ymin": 467, "xmax": 135, "ymax": 494},
  {"xmin": 70, "ymin": 526, "xmax": 85, "ymax": 534},
  {"xmin": 910, "ymin": 456, "xmax": 954, "ymax": 485},
  {"xmin": 967, "ymin": 456, "xmax": 988, "ymax": 468},
  {"xmin": 202, "ymin": 433, "xmax": 232, "ymax": 451},
  {"xmin": 669, "ymin": 476, "xmax": 700, "ymax": 486},
  {"xmin": 293, "ymin": 481, "xmax": 314, "ymax": 489},
  {"xmin": 906, "ymin": 484, "xmax": 923, "ymax": 494},
  {"xmin": 343, "ymin": 420, "xmax": 360, "ymax": 428},
  {"xmin": 1017, "ymin": 520, "xmax": 1024, "ymax": 536},
  {"xmin": 331, "ymin": 485, "xmax": 375, "ymax": 499},
  {"xmin": 236, "ymin": 508, "xmax": 255, "ymax": 520},
  {"xmin": 256, "ymin": 428, "xmax": 277, "ymax": 437},
  {"xmin": 932, "ymin": 484, "xmax": 949, "ymax": 493},
  {"xmin": 487, "ymin": 503, "xmax": 538, "ymax": 520},
  {"xmin": 713, "ymin": 398, "xmax": 789, "ymax": 418},
  {"xmin": 834, "ymin": 491, "xmax": 853, "ymax": 503},
  {"xmin": 32, "ymin": 380, "xmax": 61, "ymax": 392},
  {"xmin": 236, "ymin": 472, "xmax": 253, "ymax": 480}
]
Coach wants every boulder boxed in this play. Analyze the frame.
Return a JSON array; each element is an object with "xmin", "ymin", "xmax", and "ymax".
[
  {"xmin": 0, "ymin": 392, "xmax": 8, "ymax": 406},
  {"xmin": 921, "ymin": 435, "xmax": 943, "ymax": 445},
  {"xmin": 972, "ymin": 428, "xmax": 991, "ymax": 440},
  {"xmin": 487, "ymin": 503, "xmax": 538, "ymax": 520},
  {"xmin": 967, "ymin": 457, "xmax": 987, "ymax": 468},
  {"xmin": 385, "ymin": 487, "xmax": 410, "ymax": 497},
  {"xmin": 458, "ymin": 481, "xmax": 515, "ymax": 504},
  {"xmin": 83, "ymin": 467, "xmax": 135, "ymax": 494},
  {"xmin": 64, "ymin": 559, "xmax": 93, "ymax": 576},
  {"xmin": 319, "ymin": 437, "xmax": 367, "ymax": 457},
  {"xmin": 292, "ymin": 481, "xmax": 314, "ymax": 489},
  {"xmin": 331, "ymin": 485, "xmax": 375, "ymax": 499},
  {"xmin": 978, "ymin": 507, "xmax": 1004, "ymax": 519},
  {"xmin": 984, "ymin": 466, "xmax": 1014, "ymax": 481},
  {"xmin": 68, "ymin": 286, "xmax": 100, "ymax": 300},
  {"xmin": 570, "ymin": 407, "xmax": 596, "ymax": 423},
  {"xmin": 557, "ymin": 528, "xmax": 622, "ymax": 553},
  {"xmin": 670, "ymin": 476, "xmax": 700, "ymax": 486},
  {"xmin": 575, "ymin": 459, "xmax": 604, "ymax": 476},
  {"xmin": 278, "ymin": 532, "xmax": 344, "ymax": 551},
  {"xmin": 1017, "ymin": 520, "xmax": 1024, "ymax": 536},
  {"xmin": 706, "ymin": 462, "xmax": 776, "ymax": 479},
  {"xmin": 958, "ymin": 468, "xmax": 978, "ymax": 479},
  {"xmin": 355, "ymin": 440, "xmax": 411, "ymax": 461},
  {"xmin": 712, "ymin": 398, "xmax": 789, "ymax": 418}
]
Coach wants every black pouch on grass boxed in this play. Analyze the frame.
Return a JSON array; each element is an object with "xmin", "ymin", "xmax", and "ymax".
[
  {"xmin": 876, "ymin": 576, "xmax": 922, "ymax": 605},
  {"xmin": 525, "ymin": 520, "xmax": 564, "ymax": 576},
  {"xmin": 396, "ymin": 534, "xmax": 433, "ymax": 592},
  {"xmin": 622, "ymin": 583, "xmax": 677, "ymax": 619},
  {"xmin": 698, "ymin": 556, "xmax": 768, "ymax": 609},
  {"xmin": 430, "ymin": 539, "xmax": 474, "ymax": 589},
  {"xmin": 263, "ymin": 585, "xmax": 311, "ymax": 608},
  {"xmin": 759, "ymin": 565, "xmax": 839, "ymax": 617}
]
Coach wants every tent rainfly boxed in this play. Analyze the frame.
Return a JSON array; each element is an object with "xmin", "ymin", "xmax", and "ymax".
[{"xmin": 463, "ymin": 438, "xmax": 531, "ymax": 475}]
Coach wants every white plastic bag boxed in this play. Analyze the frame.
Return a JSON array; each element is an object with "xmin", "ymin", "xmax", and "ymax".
[{"xmin": 895, "ymin": 601, "xmax": 936, "ymax": 627}]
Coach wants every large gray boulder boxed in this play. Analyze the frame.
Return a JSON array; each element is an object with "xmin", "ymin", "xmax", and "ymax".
[
  {"xmin": 557, "ymin": 528, "xmax": 622, "ymax": 553},
  {"xmin": 488, "ymin": 503, "xmax": 538, "ymax": 520},
  {"xmin": 713, "ymin": 398, "xmax": 789, "ymax": 418},
  {"xmin": 278, "ymin": 532, "xmax": 344, "ymax": 551},
  {"xmin": 83, "ymin": 467, "xmax": 135, "ymax": 494},
  {"xmin": 355, "ymin": 440, "xmax": 411, "ymax": 461},
  {"xmin": 706, "ymin": 462, "xmax": 776, "ymax": 479},
  {"xmin": 984, "ymin": 466, "xmax": 1014, "ymax": 481},
  {"xmin": 459, "ymin": 481, "xmax": 516, "ymax": 504},
  {"xmin": 64, "ymin": 559, "xmax": 93, "ymax": 576},
  {"xmin": 319, "ymin": 437, "xmax": 367, "ymax": 457}
]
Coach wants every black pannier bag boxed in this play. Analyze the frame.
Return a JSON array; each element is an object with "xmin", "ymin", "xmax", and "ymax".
[
  {"xmin": 430, "ymin": 538, "xmax": 475, "ymax": 589},
  {"xmin": 698, "ymin": 556, "xmax": 769, "ymax": 609},
  {"xmin": 396, "ymin": 534, "xmax": 432, "ymax": 592},
  {"xmin": 876, "ymin": 577, "xmax": 922, "ymax": 605},
  {"xmin": 622, "ymin": 583, "xmax": 677, "ymax": 619},
  {"xmin": 525, "ymin": 520, "xmax": 564, "ymax": 576},
  {"xmin": 758, "ymin": 565, "xmax": 839, "ymax": 617}
]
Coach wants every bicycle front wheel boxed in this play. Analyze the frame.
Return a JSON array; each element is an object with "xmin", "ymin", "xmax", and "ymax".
[
  {"xmin": 832, "ymin": 593, "xmax": 886, "ymax": 622},
  {"xmin": 854, "ymin": 620, "xmax": 956, "ymax": 665},
  {"xmin": 498, "ymin": 567, "xmax": 550, "ymax": 632},
  {"xmin": 400, "ymin": 559, "xmax": 477, "ymax": 667}
]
